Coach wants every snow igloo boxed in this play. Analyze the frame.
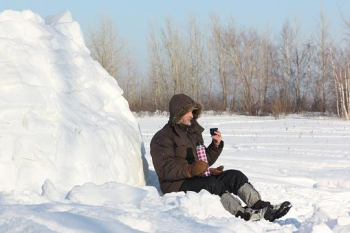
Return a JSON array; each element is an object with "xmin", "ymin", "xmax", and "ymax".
[{"xmin": 0, "ymin": 10, "xmax": 148, "ymax": 192}]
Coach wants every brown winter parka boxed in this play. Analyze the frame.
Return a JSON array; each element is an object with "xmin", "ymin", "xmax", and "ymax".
[{"xmin": 150, "ymin": 94, "xmax": 224, "ymax": 194}]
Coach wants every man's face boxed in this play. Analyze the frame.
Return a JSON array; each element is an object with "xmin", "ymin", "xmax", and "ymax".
[{"xmin": 179, "ymin": 110, "xmax": 193, "ymax": 126}]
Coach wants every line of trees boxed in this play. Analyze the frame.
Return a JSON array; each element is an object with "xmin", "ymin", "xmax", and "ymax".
[{"xmin": 88, "ymin": 11, "xmax": 350, "ymax": 120}]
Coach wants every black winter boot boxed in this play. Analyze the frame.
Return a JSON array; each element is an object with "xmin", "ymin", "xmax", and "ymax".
[
  {"xmin": 263, "ymin": 201, "xmax": 292, "ymax": 222},
  {"xmin": 244, "ymin": 201, "xmax": 292, "ymax": 221},
  {"xmin": 235, "ymin": 211, "xmax": 251, "ymax": 221}
]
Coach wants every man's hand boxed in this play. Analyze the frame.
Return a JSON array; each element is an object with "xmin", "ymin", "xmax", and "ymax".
[
  {"xmin": 209, "ymin": 165, "xmax": 224, "ymax": 175},
  {"xmin": 187, "ymin": 161, "xmax": 208, "ymax": 177},
  {"xmin": 211, "ymin": 129, "xmax": 222, "ymax": 147}
]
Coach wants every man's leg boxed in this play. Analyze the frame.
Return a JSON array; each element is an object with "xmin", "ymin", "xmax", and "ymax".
[
  {"xmin": 179, "ymin": 176, "xmax": 225, "ymax": 196},
  {"xmin": 237, "ymin": 183, "xmax": 292, "ymax": 220},
  {"xmin": 214, "ymin": 170, "xmax": 249, "ymax": 195},
  {"xmin": 220, "ymin": 192, "xmax": 250, "ymax": 220},
  {"xmin": 238, "ymin": 183, "xmax": 267, "ymax": 208},
  {"xmin": 215, "ymin": 170, "xmax": 292, "ymax": 221},
  {"xmin": 179, "ymin": 176, "xmax": 248, "ymax": 219},
  {"xmin": 215, "ymin": 170, "xmax": 264, "ymax": 208}
]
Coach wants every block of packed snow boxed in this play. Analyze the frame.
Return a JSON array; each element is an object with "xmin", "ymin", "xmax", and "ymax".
[
  {"xmin": 0, "ymin": 10, "xmax": 147, "ymax": 192},
  {"xmin": 65, "ymin": 182, "xmax": 148, "ymax": 206}
]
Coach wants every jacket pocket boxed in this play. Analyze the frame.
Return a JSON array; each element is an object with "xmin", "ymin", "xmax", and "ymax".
[{"xmin": 174, "ymin": 137, "xmax": 195, "ymax": 164}]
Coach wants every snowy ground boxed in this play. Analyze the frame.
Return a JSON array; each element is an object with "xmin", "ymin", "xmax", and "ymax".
[{"xmin": 1, "ymin": 113, "xmax": 349, "ymax": 232}]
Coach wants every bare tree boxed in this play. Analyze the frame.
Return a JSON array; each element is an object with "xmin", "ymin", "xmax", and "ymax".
[
  {"xmin": 330, "ymin": 47, "xmax": 350, "ymax": 120},
  {"xmin": 148, "ymin": 18, "xmax": 192, "ymax": 110},
  {"xmin": 277, "ymin": 20, "xmax": 294, "ymax": 113},
  {"xmin": 148, "ymin": 23, "xmax": 169, "ymax": 110},
  {"xmin": 209, "ymin": 15, "xmax": 231, "ymax": 110},
  {"xmin": 275, "ymin": 18, "xmax": 310, "ymax": 114},
  {"xmin": 292, "ymin": 17, "xmax": 308, "ymax": 112},
  {"xmin": 88, "ymin": 15, "xmax": 125, "ymax": 80},
  {"xmin": 225, "ymin": 26, "xmax": 265, "ymax": 115},
  {"xmin": 82, "ymin": 9, "xmax": 349, "ymax": 117},
  {"xmin": 205, "ymin": 42, "xmax": 215, "ymax": 107},
  {"xmin": 186, "ymin": 14, "xmax": 206, "ymax": 102},
  {"xmin": 88, "ymin": 15, "xmax": 146, "ymax": 111},
  {"xmin": 313, "ymin": 9, "xmax": 332, "ymax": 112},
  {"xmin": 122, "ymin": 53, "xmax": 138, "ymax": 109},
  {"xmin": 329, "ymin": 8, "xmax": 350, "ymax": 120},
  {"xmin": 161, "ymin": 18, "xmax": 186, "ymax": 95},
  {"xmin": 260, "ymin": 30, "xmax": 277, "ymax": 115}
]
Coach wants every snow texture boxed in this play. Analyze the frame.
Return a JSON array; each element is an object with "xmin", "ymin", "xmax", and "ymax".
[
  {"xmin": 1, "ymin": 10, "xmax": 350, "ymax": 233},
  {"xmin": 0, "ymin": 10, "xmax": 147, "ymax": 192}
]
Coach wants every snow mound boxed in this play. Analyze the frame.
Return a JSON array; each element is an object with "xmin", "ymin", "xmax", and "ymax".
[
  {"xmin": 298, "ymin": 200, "xmax": 350, "ymax": 233},
  {"xmin": 0, "ymin": 10, "xmax": 147, "ymax": 192},
  {"xmin": 66, "ymin": 182, "xmax": 148, "ymax": 206},
  {"xmin": 313, "ymin": 168, "xmax": 350, "ymax": 189},
  {"xmin": 162, "ymin": 190, "xmax": 232, "ymax": 220}
]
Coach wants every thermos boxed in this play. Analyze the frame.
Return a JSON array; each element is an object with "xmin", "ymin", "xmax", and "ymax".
[{"xmin": 196, "ymin": 142, "xmax": 211, "ymax": 177}]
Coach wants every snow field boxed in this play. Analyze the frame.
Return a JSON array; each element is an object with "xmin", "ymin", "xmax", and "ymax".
[
  {"xmin": 140, "ymin": 114, "xmax": 350, "ymax": 232},
  {"xmin": 1, "ymin": 112, "xmax": 349, "ymax": 232}
]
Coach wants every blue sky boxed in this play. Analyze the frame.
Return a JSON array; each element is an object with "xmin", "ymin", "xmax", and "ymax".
[{"xmin": 1, "ymin": 0, "xmax": 350, "ymax": 69}]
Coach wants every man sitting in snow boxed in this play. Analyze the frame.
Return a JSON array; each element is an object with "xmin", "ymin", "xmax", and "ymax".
[{"xmin": 150, "ymin": 94, "xmax": 291, "ymax": 221}]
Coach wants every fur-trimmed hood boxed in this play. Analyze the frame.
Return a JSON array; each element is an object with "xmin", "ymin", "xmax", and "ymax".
[{"xmin": 168, "ymin": 94, "xmax": 203, "ymax": 124}]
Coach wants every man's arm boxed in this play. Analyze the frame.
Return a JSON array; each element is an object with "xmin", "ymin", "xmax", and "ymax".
[
  {"xmin": 206, "ymin": 140, "xmax": 224, "ymax": 166},
  {"xmin": 205, "ymin": 129, "xmax": 224, "ymax": 166}
]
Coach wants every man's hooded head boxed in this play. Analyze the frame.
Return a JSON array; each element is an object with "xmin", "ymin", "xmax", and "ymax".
[{"xmin": 168, "ymin": 94, "xmax": 203, "ymax": 124}]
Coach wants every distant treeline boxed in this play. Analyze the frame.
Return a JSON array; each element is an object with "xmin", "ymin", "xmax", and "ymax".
[{"xmin": 88, "ymin": 12, "xmax": 350, "ymax": 120}]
